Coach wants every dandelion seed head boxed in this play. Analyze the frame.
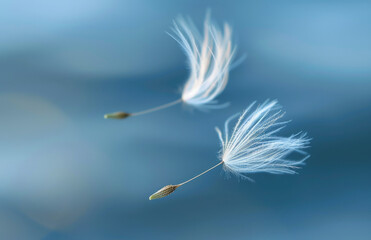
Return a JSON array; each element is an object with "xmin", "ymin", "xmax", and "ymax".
[
  {"xmin": 216, "ymin": 100, "xmax": 310, "ymax": 179},
  {"xmin": 149, "ymin": 185, "xmax": 179, "ymax": 200},
  {"xmin": 104, "ymin": 112, "xmax": 131, "ymax": 119},
  {"xmin": 170, "ymin": 13, "xmax": 236, "ymax": 109}
]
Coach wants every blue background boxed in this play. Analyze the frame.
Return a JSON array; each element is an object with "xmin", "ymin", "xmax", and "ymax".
[{"xmin": 1, "ymin": 0, "xmax": 370, "ymax": 239}]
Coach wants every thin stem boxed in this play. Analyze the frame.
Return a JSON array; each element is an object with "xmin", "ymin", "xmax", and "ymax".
[
  {"xmin": 130, "ymin": 98, "xmax": 182, "ymax": 116},
  {"xmin": 178, "ymin": 161, "xmax": 223, "ymax": 186}
]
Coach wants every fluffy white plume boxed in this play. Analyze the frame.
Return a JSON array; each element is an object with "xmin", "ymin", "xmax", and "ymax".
[
  {"xmin": 170, "ymin": 14, "xmax": 236, "ymax": 109},
  {"xmin": 215, "ymin": 100, "xmax": 310, "ymax": 179},
  {"xmin": 104, "ymin": 14, "xmax": 237, "ymax": 120}
]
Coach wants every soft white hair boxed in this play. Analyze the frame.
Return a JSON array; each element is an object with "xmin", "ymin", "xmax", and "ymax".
[
  {"xmin": 170, "ymin": 13, "xmax": 236, "ymax": 109},
  {"xmin": 215, "ymin": 100, "xmax": 310, "ymax": 180}
]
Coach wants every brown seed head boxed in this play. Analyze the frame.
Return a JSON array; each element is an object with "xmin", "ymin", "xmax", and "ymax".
[
  {"xmin": 104, "ymin": 112, "xmax": 131, "ymax": 119},
  {"xmin": 149, "ymin": 185, "xmax": 179, "ymax": 200}
]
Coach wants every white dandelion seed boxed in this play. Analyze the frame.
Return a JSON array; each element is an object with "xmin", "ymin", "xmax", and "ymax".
[
  {"xmin": 105, "ymin": 13, "xmax": 236, "ymax": 119},
  {"xmin": 149, "ymin": 100, "xmax": 310, "ymax": 200}
]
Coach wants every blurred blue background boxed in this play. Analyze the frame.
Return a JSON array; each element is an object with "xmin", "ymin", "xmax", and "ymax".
[{"xmin": 1, "ymin": 0, "xmax": 371, "ymax": 239}]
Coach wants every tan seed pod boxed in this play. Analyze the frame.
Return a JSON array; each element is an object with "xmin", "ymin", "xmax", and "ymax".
[
  {"xmin": 149, "ymin": 185, "xmax": 179, "ymax": 200},
  {"xmin": 104, "ymin": 112, "xmax": 131, "ymax": 119}
]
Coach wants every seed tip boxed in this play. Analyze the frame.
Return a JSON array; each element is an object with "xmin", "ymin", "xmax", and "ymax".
[
  {"xmin": 149, "ymin": 185, "xmax": 179, "ymax": 200},
  {"xmin": 104, "ymin": 112, "xmax": 131, "ymax": 119}
]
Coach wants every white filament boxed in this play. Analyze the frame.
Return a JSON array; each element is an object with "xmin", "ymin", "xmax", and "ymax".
[
  {"xmin": 216, "ymin": 100, "xmax": 310, "ymax": 179},
  {"xmin": 170, "ymin": 14, "xmax": 236, "ymax": 109}
]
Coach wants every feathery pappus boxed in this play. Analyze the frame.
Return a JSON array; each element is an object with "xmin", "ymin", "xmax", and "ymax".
[
  {"xmin": 149, "ymin": 100, "xmax": 310, "ymax": 200},
  {"xmin": 105, "ymin": 13, "xmax": 236, "ymax": 119}
]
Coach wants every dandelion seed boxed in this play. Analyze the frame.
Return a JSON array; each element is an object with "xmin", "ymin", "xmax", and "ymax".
[
  {"xmin": 104, "ymin": 112, "xmax": 131, "ymax": 119},
  {"xmin": 149, "ymin": 185, "xmax": 179, "ymax": 200},
  {"xmin": 149, "ymin": 100, "xmax": 310, "ymax": 200},
  {"xmin": 105, "ymin": 13, "xmax": 236, "ymax": 119}
]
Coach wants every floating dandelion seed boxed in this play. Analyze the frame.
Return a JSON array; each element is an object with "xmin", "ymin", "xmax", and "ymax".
[
  {"xmin": 149, "ymin": 100, "xmax": 310, "ymax": 200},
  {"xmin": 104, "ymin": 13, "xmax": 236, "ymax": 120}
]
